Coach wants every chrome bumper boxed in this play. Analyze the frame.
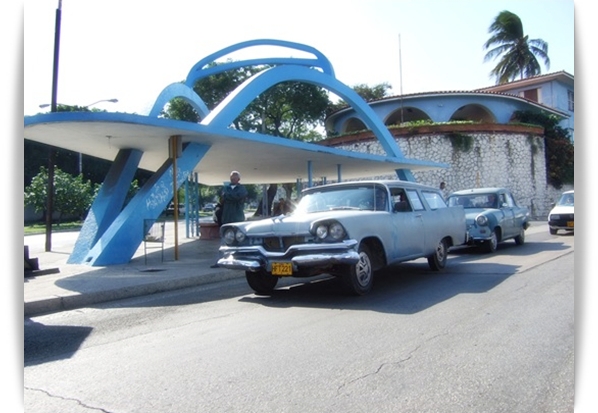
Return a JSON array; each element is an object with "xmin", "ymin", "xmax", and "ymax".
[{"xmin": 216, "ymin": 240, "xmax": 360, "ymax": 272}]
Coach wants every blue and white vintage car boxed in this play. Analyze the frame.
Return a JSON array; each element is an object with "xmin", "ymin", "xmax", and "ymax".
[
  {"xmin": 446, "ymin": 187, "xmax": 530, "ymax": 253},
  {"xmin": 217, "ymin": 180, "xmax": 466, "ymax": 295}
]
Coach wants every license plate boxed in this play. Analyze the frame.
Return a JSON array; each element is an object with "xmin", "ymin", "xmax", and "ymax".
[
  {"xmin": 271, "ymin": 262, "xmax": 292, "ymax": 276},
  {"xmin": 567, "ymin": 221, "xmax": 574, "ymax": 227}
]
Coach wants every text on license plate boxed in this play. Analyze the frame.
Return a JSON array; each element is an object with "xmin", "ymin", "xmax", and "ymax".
[
  {"xmin": 272, "ymin": 262, "xmax": 293, "ymax": 276},
  {"xmin": 567, "ymin": 221, "xmax": 574, "ymax": 227}
]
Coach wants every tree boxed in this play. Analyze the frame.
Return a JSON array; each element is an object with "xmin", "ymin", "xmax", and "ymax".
[
  {"xmin": 25, "ymin": 166, "xmax": 98, "ymax": 224},
  {"xmin": 247, "ymin": 81, "xmax": 330, "ymax": 141},
  {"xmin": 162, "ymin": 60, "xmax": 263, "ymax": 126},
  {"xmin": 483, "ymin": 10, "xmax": 550, "ymax": 84},
  {"xmin": 512, "ymin": 110, "xmax": 574, "ymax": 188},
  {"xmin": 327, "ymin": 82, "xmax": 392, "ymax": 115}
]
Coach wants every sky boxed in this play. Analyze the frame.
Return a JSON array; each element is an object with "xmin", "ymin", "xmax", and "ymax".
[
  {"xmin": 22, "ymin": 0, "xmax": 575, "ymax": 116},
  {"xmin": 5, "ymin": 1, "xmax": 597, "ymax": 411}
]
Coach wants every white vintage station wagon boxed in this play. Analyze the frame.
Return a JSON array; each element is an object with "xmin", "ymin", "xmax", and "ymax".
[{"xmin": 217, "ymin": 180, "xmax": 466, "ymax": 295}]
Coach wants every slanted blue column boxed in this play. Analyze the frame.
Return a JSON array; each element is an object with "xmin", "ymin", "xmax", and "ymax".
[
  {"xmin": 68, "ymin": 149, "xmax": 142, "ymax": 264},
  {"xmin": 83, "ymin": 142, "xmax": 210, "ymax": 266},
  {"xmin": 396, "ymin": 168, "xmax": 416, "ymax": 182}
]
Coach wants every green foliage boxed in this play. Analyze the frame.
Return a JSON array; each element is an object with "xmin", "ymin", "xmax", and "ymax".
[
  {"xmin": 25, "ymin": 166, "xmax": 99, "ymax": 222},
  {"xmin": 162, "ymin": 61, "xmax": 329, "ymax": 141},
  {"xmin": 513, "ymin": 111, "xmax": 574, "ymax": 188},
  {"xmin": 483, "ymin": 10, "xmax": 550, "ymax": 84},
  {"xmin": 248, "ymin": 81, "xmax": 329, "ymax": 139},
  {"xmin": 327, "ymin": 82, "xmax": 392, "ymax": 115},
  {"xmin": 448, "ymin": 133, "xmax": 474, "ymax": 152}
]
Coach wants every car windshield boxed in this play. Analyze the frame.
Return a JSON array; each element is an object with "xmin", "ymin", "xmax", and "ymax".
[
  {"xmin": 447, "ymin": 193, "xmax": 498, "ymax": 209},
  {"xmin": 557, "ymin": 193, "xmax": 574, "ymax": 206},
  {"xmin": 295, "ymin": 185, "xmax": 388, "ymax": 214}
]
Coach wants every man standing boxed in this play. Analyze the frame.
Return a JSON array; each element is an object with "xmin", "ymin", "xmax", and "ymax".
[
  {"xmin": 210, "ymin": 171, "xmax": 247, "ymax": 268},
  {"xmin": 220, "ymin": 171, "xmax": 248, "ymax": 225}
]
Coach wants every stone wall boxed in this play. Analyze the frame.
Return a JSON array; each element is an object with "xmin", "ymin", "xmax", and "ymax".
[{"xmin": 320, "ymin": 126, "xmax": 573, "ymax": 219}]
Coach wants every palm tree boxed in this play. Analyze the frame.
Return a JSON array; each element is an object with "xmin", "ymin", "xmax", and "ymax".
[{"xmin": 483, "ymin": 10, "xmax": 550, "ymax": 84}]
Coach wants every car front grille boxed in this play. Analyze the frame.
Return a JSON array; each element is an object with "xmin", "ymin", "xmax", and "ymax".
[{"xmin": 262, "ymin": 236, "xmax": 309, "ymax": 252}]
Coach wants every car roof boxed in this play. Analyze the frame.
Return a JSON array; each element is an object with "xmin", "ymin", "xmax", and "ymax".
[
  {"xmin": 448, "ymin": 187, "xmax": 506, "ymax": 196},
  {"xmin": 302, "ymin": 179, "xmax": 439, "ymax": 193},
  {"xmin": 561, "ymin": 190, "xmax": 574, "ymax": 195}
]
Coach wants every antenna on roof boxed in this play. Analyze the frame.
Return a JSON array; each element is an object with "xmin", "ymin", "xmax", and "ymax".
[{"xmin": 398, "ymin": 33, "xmax": 404, "ymax": 124}]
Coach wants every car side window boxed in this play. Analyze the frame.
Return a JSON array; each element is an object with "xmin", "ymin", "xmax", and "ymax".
[
  {"xmin": 504, "ymin": 192, "xmax": 515, "ymax": 207},
  {"xmin": 406, "ymin": 189, "xmax": 425, "ymax": 211},
  {"xmin": 390, "ymin": 188, "xmax": 411, "ymax": 212},
  {"xmin": 422, "ymin": 191, "xmax": 446, "ymax": 210}
]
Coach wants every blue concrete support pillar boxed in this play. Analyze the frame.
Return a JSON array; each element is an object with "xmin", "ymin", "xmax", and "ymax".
[
  {"xmin": 83, "ymin": 142, "xmax": 210, "ymax": 266},
  {"xmin": 396, "ymin": 168, "xmax": 416, "ymax": 182},
  {"xmin": 337, "ymin": 164, "xmax": 342, "ymax": 182},
  {"xmin": 307, "ymin": 160, "xmax": 313, "ymax": 188},
  {"xmin": 68, "ymin": 149, "xmax": 143, "ymax": 264}
]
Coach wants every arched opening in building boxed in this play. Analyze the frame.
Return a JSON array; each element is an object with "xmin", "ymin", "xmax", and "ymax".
[
  {"xmin": 449, "ymin": 104, "xmax": 496, "ymax": 123},
  {"xmin": 385, "ymin": 107, "xmax": 431, "ymax": 126},
  {"xmin": 342, "ymin": 117, "xmax": 368, "ymax": 133}
]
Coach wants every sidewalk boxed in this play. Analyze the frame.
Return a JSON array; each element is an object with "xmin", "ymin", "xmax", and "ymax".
[{"xmin": 24, "ymin": 219, "xmax": 244, "ymax": 317}]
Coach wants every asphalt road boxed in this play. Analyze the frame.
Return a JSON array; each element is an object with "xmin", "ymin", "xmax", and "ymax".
[{"xmin": 24, "ymin": 229, "xmax": 577, "ymax": 412}]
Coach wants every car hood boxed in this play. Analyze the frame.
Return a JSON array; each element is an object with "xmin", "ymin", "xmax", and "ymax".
[
  {"xmin": 463, "ymin": 208, "xmax": 495, "ymax": 221},
  {"xmin": 549, "ymin": 205, "xmax": 574, "ymax": 215},
  {"xmin": 226, "ymin": 210, "xmax": 369, "ymax": 236}
]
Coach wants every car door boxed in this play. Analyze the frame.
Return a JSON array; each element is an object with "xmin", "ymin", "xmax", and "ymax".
[
  {"xmin": 387, "ymin": 187, "xmax": 425, "ymax": 261},
  {"xmin": 499, "ymin": 192, "xmax": 516, "ymax": 238},
  {"xmin": 505, "ymin": 191, "xmax": 526, "ymax": 235}
]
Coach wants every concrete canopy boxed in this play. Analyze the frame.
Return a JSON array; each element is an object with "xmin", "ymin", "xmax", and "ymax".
[{"xmin": 24, "ymin": 111, "xmax": 444, "ymax": 186}]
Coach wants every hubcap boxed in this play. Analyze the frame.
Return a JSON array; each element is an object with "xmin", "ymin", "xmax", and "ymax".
[
  {"xmin": 356, "ymin": 253, "xmax": 372, "ymax": 286},
  {"xmin": 436, "ymin": 242, "xmax": 446, "ymax": 261}
]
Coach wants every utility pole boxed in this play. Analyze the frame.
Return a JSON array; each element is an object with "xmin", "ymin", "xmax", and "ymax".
[{"xmin": 45, "ymin": 0, "xmax": 62, "ymax": 252}]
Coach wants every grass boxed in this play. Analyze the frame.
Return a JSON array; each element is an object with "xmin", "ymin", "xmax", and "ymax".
[{"xmin": 24, "ymin": 221, "xmax": 84, "ymax": 236}]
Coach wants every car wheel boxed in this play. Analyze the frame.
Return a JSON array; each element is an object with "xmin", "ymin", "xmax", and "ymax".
[
  {"xmin": 341, "ymin": 244, "xmax": 374, "ymax": 295},
  {"xmin": 514, "ymin": 227, "xmax": 525, "ymax": 245},
  {"xmin": 484, "ymin": 230, "xmax": 498, "ymax": 253},
  {"xmin": 245, "ymin": 270, "xmax": 279, "ymax": 295},
  {"xmin": 428, "ymin": 238, "xmax": 448, "ymax": 271},
  {"xmin": 549, "ymin": 228, "xmax": 558, "ymax": 235}
]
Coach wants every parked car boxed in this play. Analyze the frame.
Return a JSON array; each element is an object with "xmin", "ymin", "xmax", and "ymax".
[
  {"xmin": 216, "ymin": 180, "xmax": 466, "ymax": 295},
  {"xmin": 202, "ymin": 203, "xmax": 216, "ymax": 212},
  {"xmin": 164, "ymin": 202, "xmax": 185, "ymax": 216},
  {"xmin": 548, "ymin": 190, "xmax": 574, "ymax": 235},
  {"xmin": 446, "ymin": 187, "xmax": 530, "ymax": 253}
]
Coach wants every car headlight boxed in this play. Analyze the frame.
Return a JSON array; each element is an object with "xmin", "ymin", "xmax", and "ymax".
[
  {"xmin": 329, "ymin": 222, "xmax": 346, "ymax": 240},
  {"xmin": 316, "ymin": 224, "xmax": 328, "ymax": 239},
  {"xmin": 476, "ymin": 215, "xmax": 488, "ymax": 226},
  {"xmin": 550, "ymin": 214, "xmax": 559, "ymax": 220},
  {"xmin": 314, "ymin": 221, "xmax": 347, "ymax": 241},
  {"xmin": 223, "ymin": 228, "xmax": 237, "ymax": 245},
  {"xmin": 235, "ymin": 230, "xmax": 246, "ymax": 243}
]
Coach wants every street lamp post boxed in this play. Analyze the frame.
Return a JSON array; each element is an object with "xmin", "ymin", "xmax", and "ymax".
[{"xmin": 45, "ymin": 0, "xmax": 62, "ymax": 252}]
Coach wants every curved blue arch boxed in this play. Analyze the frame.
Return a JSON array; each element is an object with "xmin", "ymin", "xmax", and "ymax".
[
  {"xmin": 149, "ymin": 82, "xmax": 210, "ymax": 118},
  {"xmin": 201, "ymin": 64, "xmax": 406, "ymax": 159},
  {"xmin": 185, "ymin": 39, "xmax": 335, "ymax": 87}
]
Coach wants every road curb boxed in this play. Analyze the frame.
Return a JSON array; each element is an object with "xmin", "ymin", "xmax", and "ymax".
[{"xmin": 24, "ymin": 270, "xmax": 244, "ymax": 317}]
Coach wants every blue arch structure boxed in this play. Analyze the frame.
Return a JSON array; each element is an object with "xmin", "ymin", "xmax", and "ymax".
[{"xmin": 25, "ymin": 39, "xmax": 445, "ymax": 266}]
